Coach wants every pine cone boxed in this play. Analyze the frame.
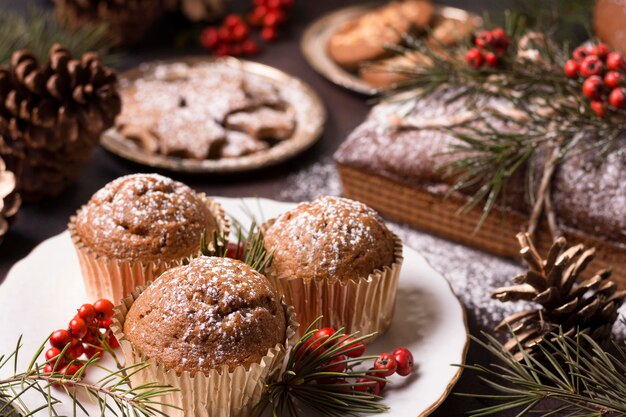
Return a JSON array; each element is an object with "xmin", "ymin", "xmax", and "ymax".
[
  {"xmin": 0, "ymin": 156, "xmax": 21, "ymax": 244},
  {"xmin": 176, "ymin": 0, "xmax": 224, "ymax": 22},
  {"xmin": 492, "ymin": 232, "xmax": 626, "ymax": 360},
  {"xmin": 54, "ymin": 0, "xmax": 163, "ymax": 46},
  {"xmin": 0, "ymin": 44, "xmax": 121, "ymax": 201}
]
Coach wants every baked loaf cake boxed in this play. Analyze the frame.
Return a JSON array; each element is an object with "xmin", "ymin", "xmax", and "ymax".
[
  {"xmin": 327, "ymin": 0, "xmax": 434, "ymax": 69},
  {"xmin": 115, "ymin": 60, "xmax": 297, "ymax": 160},
  {"xmin": 264, "ymin": 196, "xmax": 396, "ymax": 282},
  {"xmin": 74, "ymin": 173, "xmax": 219, "ymax": 262},
  {"xmin": 334, "ymin": 87, "xmax": 626, "ymax": 282},
  {"xmin": 123, "ymin": 256, "xmax": 286, "ymax": 374}
]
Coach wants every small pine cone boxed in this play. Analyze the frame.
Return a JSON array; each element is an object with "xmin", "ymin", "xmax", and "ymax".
[
  {"xmin": 0, "ymin": 44, "xmax": 121, "ymax": 201},
  {"xmin": 54, "ymin": 0, "xmax": 164, "ymax": 46},
  {"xmin": 492, "ymin": 232, "xmax": 626, "ymax": 360},
  {"xmin": 177, "ymin": 0, "xmax": 224, "ymax": 22},
  {"xmin": 0, "ymin": 156, "xmax": 21, "ymax": 244}
]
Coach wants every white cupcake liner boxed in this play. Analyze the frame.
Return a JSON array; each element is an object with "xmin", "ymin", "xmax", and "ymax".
[
  {"xmin": 69, "ymin": 194, "xmax": 229, "ymax": 303},
  {"xmin": 268, "ymin": 233, "xmax": 403, "ymax": 341},
  {"xmin": 111, "ymin": 288, "xmax": 298, "ymax": 417}
]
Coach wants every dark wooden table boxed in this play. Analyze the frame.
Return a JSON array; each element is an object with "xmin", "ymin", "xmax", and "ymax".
[{"xmin": 0, "ymin": 1, "xmax": 525, "ymax": 416}]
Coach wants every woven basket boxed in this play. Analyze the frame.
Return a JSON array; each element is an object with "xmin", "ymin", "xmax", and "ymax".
[{"xmin": 337, "ymin": 163, "xmax": 626, "ymax": 285}]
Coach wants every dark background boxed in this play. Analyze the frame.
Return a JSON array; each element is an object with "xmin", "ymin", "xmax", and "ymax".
[{"xmin": 0, "ymin": 1, "xmax": 593, "ymax": 416}]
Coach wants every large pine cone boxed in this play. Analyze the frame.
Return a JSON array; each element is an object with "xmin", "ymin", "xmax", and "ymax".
[
  {"xmin": 492, "ymin": 233, "xmax": 626, "ymax": 360},
  {"xmin": 0, "ymin": 156, "xmax": 21, "ymax": 244},
  {"xmin": 54, "ymin": 0, "xmax": 164, "ymax": 46},
  {"xmin": 0, "ymin": 44, "xmax": 121, "ymax": 201}
]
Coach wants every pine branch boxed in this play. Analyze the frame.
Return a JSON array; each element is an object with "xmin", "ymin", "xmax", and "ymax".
[
  {"xmin": 0, "ymin": 7, "xmax": 114, "ymax": 66},
  {"xmin": 459, "ymin": 330, "xmax": 626, "ymax": 416},
  {"xmin": 379, "ymin": 13, "xmax": 623, "ymax": 226},
  {"xmin": 0, "ymin": 335, "xmax": 179, "ymax": 417}
]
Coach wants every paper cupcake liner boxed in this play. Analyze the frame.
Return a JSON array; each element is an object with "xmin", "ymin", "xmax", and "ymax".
[
  {"xmin": 267, "ymin": 232, "xmax": 403, "ymax": 341},
  {"xmin": 68, "ymin": 195, "xmax": 230, "ymax": 303},
  {"xmin": 111, "ymin": 288, "xmax": 299, "ymax": 417}
]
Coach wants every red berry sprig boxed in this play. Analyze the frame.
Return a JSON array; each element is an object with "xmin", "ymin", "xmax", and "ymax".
[
  {"xmin": 199, "ymin": 0, "xmax": 293, "ymax": 57},
  {"xmin": 43, "ymin": 299, "xmax": 119, "ymax": 382},
  {"xmin": 466, "ymin": 28, "xmax": 510, "ymax": 69},
  {"xmin": 564, "ymin": 42, "xmax": 626, "ymax": 117}
]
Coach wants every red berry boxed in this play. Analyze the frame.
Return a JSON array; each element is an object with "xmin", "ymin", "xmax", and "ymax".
[
  {"xmin": 609, "ymin": 87, "xmax": 626, "ymax": 108},
  {"xmin": 69, "ymin": 317, "xmax": 88, "ymax": 339},
  {"xmin": 313, "ymin": 328, "xmax": 335, "ymax": 342},
  {"xmin": 200, "ymin": 27, "xmax": 220, "ymax": 50},
  {"xmin": 82, "ymin": 330, "xmax": 99, "ymax": 346},
  {"xmin": 224, "ymin": 14, "xmax": 243, "ymax": 29},
  {"xmin": 490, "ymin": 28, "xmax": 510, "ymax": 48},
  {"xmin": 580, "ymin": 56, "xmax": 604, "ymax": 77},
  {"xmin": 354, "ymin": 377, "xmax": 380, "ymax": 395},
  {"xmin": 45, "ymin": 347, "xmax": 66, "ymax": 367},
  {"xmin": 215, "ymin": 45, "xmax": 230, "ymax": 57},
  {"xmin": 225, "ymin": 242, "xmax": 245, "ymax": 259},
  {"xmin": 77, "ymin": 304, "xmax": 96, "ymax": 324},
  {"xmin": 466, "ymin": 48, "xmax": 484, "ymax": 69},
  {"xmin": 253, "ymin": 0, "xmax": 267, "ymax": 6},
  {"xmin": 98, "ymin": 319, "xmax": 112, "ymax": 330},
  {"xmin": 590, "ymin": 100, "xmax": 607, "ymax": 117},
  {"xmin": 264, "ymin": 10, "xmax": 285, "ymax": 28},
  {"xmin": 564, "ymin": 59, "xmax": 579, "ymax": 78},
  {"xmin": 43, "ymin": 364, "xmax": 54, "ymax": 374},
  {"xmin": 229, "ymin": 44, "xmax": 243, "ymax": 57},
  {"xmin": 232, "ymin": 24, "xmax": 249, "ymax": 42},
  {"xmin": 607, "ymin": 51, "xmax": 625, "ymax": 71},
  {"xmin": 261, "ymin": 26, "xmax": 278, "ymax": 42},
  {"xmin": 84, "ymin": 346, "xmax": 103, "ymax": 360},
  {"xmin": 67, "ymin": 343, "xmax": 85, "ymax": 360},
  {"xmin": 296, "ymin": 339, "xmax": 326, "ymax": 363},
  {"xmin": 485, "ymin": 52, "xmax": 499, "ymax": 67},
  {"xmin": 604, "ymin": 71, "xmax": 623, "ymax": 88},
  {"xmin": 475, "ymin": 31, "xmax": 493, "ymax": 48},
  {"xmin": 337, "ymin": 337, "xmax": 366, "ymax": 358},
  {"xmin": 322, "ymin": 355, "xmax": 347, "ymax": 373},
  {"xmin": 573, "ymin": 45, "xmax": 594, "ymax": 62},
  {"xmin": 373, "ymin": 353, "xmax": 398, "ymax": 377},
  {"xmin": 242, "ymin": 39, "xmax": 260, "ymax": 55},
  {"xmin": 365, "ymin": 369, "xmax": 388, "ymax": 390},
  {"xmin": 94, "ymin": 299, "xmax": 115, "ymax": 321},
  {"xmin": 267, "ymin": 0, "xmax": 282, "ymax": 8},
  {"xmin": 108, "ymin": 334, "xmax": 120, "ymax": 349},
  {"xmin": 217, "ymin": 27, "xmax": 232, "ymax": 44},
  {"xmin": 60, "ymin": 363, "xmax": 82, "ymax": 377},
  {"xmin": 250, "ymin": 6, "xmax": 269, "ymax": 27},
  {"xmin": 280, "ymin": 0, "xmax": 293, "ymax": 9},
  {"xmin": 582, "ymin": 75, "xmax": 604, "ymax": 99},
  {"xmin": 393, "ymin": 347, "xmax": 414, "ymax": 377},
  {"xmin": 50, "ymin": 329, "xmax": 72, "ymax": 349},
  {"xmin": 592, "ymin": 43, "xmax": 610, "ymax": 59}
]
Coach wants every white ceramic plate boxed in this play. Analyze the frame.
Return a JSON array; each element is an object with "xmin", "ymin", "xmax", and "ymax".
[{"xmin": 0, "ymin": 197, "xmax": 468, "ymax": 416}]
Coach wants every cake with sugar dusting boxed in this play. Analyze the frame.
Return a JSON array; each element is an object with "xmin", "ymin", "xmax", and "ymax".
[
  {"xmin": 69, "ymin": 173, "xmax": 229, "ymax": 303},
  {"xmin": 265, "ymin": 196, "xmax": 396, "ymax": 282},
  {"xmin": 122, "ymin": 256, "xmax": 287, "ymax": 374},
  {"xmin": 263, "ymin": 196, "xmax": 403, "ymax": 338}
]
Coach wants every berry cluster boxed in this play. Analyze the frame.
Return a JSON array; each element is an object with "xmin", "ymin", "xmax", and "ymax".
[
  {"xmin": 200, "ymin": 0, "xmax": 293, "ymax": 56},
  {"xmin": 43, "ymin": 299, "xmax": 118, "ymax": 378},
  {"xmin": 200, "ymin": 15, "xmax": 259, "ymax": 57},
  {"xmin": 298, "ymin": 327, "xmax": 414, "ymax": 396},
  {"xmin": 564, "ymin": 43, "xmax": 626, "ymax": 117},
  {"xmin": 466, "ymin": 28, "xmax": 511, "ymax": 69}
]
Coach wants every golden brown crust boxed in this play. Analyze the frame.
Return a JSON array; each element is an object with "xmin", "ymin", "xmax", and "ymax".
[
  {"xmin": 327, "ymin": 0, "xmax": 434, "ymax": 69},
  {"xmin": 264, "ymin": 196, "xmax": 396, "ymax": 283},
  {"xmin": 74, "ymin": 174, "xmax": 218, "ymax": 262},
  {"xmin": 123, "ymin": 257, "xmax": 286, "ymax": 374}
]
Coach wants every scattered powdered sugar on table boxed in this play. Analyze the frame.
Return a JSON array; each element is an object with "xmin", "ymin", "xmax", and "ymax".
[{"xmin": 278, "ymin": 157, "xmax": 342, "ymax": 201}]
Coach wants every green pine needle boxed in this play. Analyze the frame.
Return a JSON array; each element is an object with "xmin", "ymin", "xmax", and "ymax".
[
  {"xmin": 0, "ymin": 335, "xmax": 179, "ymax": 417},
  {"xmin": 0, "ymin": 7, "xmax": 114, "ymax": 66},
  {"xmin": 458, "ymin": 329, "xmax": 626, "ymax": 416}
]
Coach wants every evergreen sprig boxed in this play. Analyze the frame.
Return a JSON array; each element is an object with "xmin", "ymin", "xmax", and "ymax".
[
  {"xmin": 378, "ymin": 13, "xmax": 623, "ymax": 227},
  {"xmin": 197, "ymin": 220, "xmax": 274, "ymax": 275},
  {"xmin": 459, "ymin": 330, "xmax": 626, "ymax": 416},
  {"xmin": 254, "ymin": 318, "xmax": 389, "ymax": 417},
  {"xmin": 0, "ymin": 8, "xmax": 114, "ymax": 66},
  {"xmin": 0, "ymin": 336, "xmax": 179, "ymax": 417}
]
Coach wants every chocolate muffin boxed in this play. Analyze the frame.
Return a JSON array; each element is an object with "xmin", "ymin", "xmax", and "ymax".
[
  {"xmin": 74, "ymin": 173, "xmax": 218, "ymax": 262},
  {"xmin": 123, "ymin": 256, "xmax": 287, "ymax": 374},
  {"xmin": 264, "ymin": 196, "xmax": 396, "ymax": 283}
]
